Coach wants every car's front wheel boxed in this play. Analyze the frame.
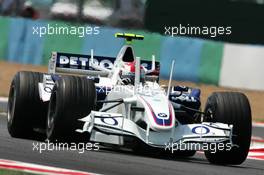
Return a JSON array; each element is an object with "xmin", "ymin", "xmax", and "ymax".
[
  {"xmin": 46, "ymin": 76, "xmax": 96, "ymax": 142},
  {"xmin": 7, "ymin": 71, "xmax": 47, "ymax": 140},
  {"xmin": 204, "ymin": 92, "xmax": 252, "ymax": 165}
]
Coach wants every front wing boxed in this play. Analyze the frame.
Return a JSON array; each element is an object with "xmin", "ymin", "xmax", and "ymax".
[{"xmin": 76, "ymin": 111, "xmax": 233, "ymax": 150}]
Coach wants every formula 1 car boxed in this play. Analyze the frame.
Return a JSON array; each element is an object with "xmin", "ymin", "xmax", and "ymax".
[{"xmin": 7, "ymin": 33, "xmax": 252, "ymax": 165}]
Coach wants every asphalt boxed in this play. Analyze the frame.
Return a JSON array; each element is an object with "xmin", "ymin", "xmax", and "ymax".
[
  {"xmin": 0, "ymin": 98, "xmax": 7, "ymax": 113},
  {"xmin": 252, "ymin": 126, "xmax": 264, "ymax": 139},
  {"xmin": 0, "ymin": 114, "xmax": 263, "ymax": 175}
]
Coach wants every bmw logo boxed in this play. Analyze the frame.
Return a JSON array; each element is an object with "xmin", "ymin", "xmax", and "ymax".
[{"xmin": 157, "ymin": 113, "xmax": 167, "ymax": 118}]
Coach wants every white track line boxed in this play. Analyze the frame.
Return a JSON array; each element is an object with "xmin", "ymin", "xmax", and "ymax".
[
  {"xmin": 0, "ymin": 97, "xmax": 8, "ymax": 102},
  {"xmin": 247, "ymin": 148, "xmax": 264, "ymax": 161},
  {"xmin": 252, "ymin": 122, "xmax": 264, "ymax": 128}
]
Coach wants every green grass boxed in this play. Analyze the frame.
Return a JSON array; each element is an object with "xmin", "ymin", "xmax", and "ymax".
[
  {"xmin": 0, "ymin": 93, "xmax": 8, "ymax": 97},
  {"xmin": 254, "ymin": 118, "xmax": 264, "ymax": 123},
  {"xmin": 0, "ymin": 169, "xmax": 36, "ymax": 175}
]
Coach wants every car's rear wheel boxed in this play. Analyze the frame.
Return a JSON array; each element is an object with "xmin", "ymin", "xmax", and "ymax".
[
  {"xmin": 204, "ymin": 92, "xmax": 252, "ymax": 165},
  {"xmin": 7, "ymin": 71, "xmax": 47, "ymax": 139},
  {"xmin": 46, "ymin": 76, "xmax": 96, "ymax": 142}
]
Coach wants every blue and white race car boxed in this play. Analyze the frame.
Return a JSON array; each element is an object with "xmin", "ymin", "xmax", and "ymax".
[{"xmin": 7, "ymin": 33, "xmax": 252, "ymax": 165}]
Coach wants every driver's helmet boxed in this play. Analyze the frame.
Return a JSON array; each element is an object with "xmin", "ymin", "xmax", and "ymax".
[{"xmin": 120, "ymin": 62, "xmax": 146, "ymax": 85}]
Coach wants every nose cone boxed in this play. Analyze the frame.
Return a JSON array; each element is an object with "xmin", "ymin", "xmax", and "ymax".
[{"xmin": 139, "ymin": 95, "xmax": 175, "ymax": 131}]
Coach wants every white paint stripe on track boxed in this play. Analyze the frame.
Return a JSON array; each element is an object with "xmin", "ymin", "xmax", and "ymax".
[
  {"xmin": 0, "ymin": 97, "xmax": 8, "ymax": 102},
  {"xmin": 252, "ymin": 122, "xmax": 264, "ymax": 128},
  {"xmin": 0, "ymin": 159, "xmax": 98, "ymax": 175},
  {"xmin": 248, "ymin": 152, "xmax": 264, "ymax": 157},
  {"xmin": 252, "ymin": 136, "xmax": 263, "ymax": 140},
  {"xmin": 247, "ymin": 157, "xmax": 264, "ymax": 161},
  {"xmin": 247, "ymin": 148, "xmax": 264, "ymax": 161}
]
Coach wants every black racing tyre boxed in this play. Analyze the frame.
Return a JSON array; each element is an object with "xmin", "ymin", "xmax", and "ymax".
[
  {"xmin": 46, "ymin": 76, "xmax": 96, "ymax": 142},
  {"xmin": 7, "ymin": 71, "xmax": 47, "ymax": 139},
  {"xmin": 204, "ymin": 92, "xmax": 252, "ymax": 165}
]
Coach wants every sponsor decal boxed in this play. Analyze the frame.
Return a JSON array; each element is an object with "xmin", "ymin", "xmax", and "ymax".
[
  {"xmin": 43, "ymin": 75, "xmax": 55, "ymax": 93},
  {"xmin": 55, "ymin": 52, "xmax": 160, "ymax": 72},
  {"xmin": 192, "ymin": 126, "xmax": 210, "ymax": 134},
  {"xmin": 101, "ymin": 117, "xmax": 118, "ymax": 126},
  {"xmin": 157, "ymin": 113, "xmax": 168, "ymax": 119},
  {"xmin": 56, "ymin": 53, "xmax": 115, "ymax": 70}
]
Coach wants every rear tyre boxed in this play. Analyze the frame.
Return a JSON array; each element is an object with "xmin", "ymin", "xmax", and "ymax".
[
  {"xmin": 7, "ymin": 71, "xmax": 47, "ymax": 139},
  {"xmin": 46, "ymin": 76, "xmax": 96, "ymax": 142},
  {"xmin": 204, "ymin": 92, "xmax": 252, "ymax": 165}
]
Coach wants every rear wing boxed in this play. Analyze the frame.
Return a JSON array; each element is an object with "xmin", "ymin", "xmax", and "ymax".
[
  {"xmin": 48, "ymin": 52, "xmax": 115, "ymax": 76},
  {"xmin": 48, "ymin": 52, "xmax": 160, "ymax": 76}
]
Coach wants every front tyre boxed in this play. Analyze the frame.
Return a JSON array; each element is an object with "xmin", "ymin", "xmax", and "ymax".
[
  {"xmin": 204, "ymin": 92, "xmax": 252, "ymax": 165},
  {"xmin": 46, "ymin": 76, "xmax": 96, "ymax": 142},
  {"xmin": 7, "ymin": 71, "xmax": 47, "ymax": 139}
]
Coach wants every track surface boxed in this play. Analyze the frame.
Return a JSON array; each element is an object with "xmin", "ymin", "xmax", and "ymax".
[
  {"xmin": 0, "ymin": 115, "xmax": 263, "ymax": 175},
  {"xmin": 253, "ymin": 126, "xmax": 264, "ymax": 139}
]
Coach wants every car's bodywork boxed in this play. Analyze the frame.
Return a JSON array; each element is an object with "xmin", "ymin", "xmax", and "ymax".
[{"xmin": 37, "ymin": 33, "xmax": 233, "ymax": 151}]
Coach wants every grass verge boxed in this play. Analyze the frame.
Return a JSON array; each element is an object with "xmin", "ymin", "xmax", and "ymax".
[
  {"xmin": 254, "ymin": 118, "xmax": 264, "ymax": 123},
  {"xmin": 0, "ymin": 169, "xmax": 36, "ymax": 175}
]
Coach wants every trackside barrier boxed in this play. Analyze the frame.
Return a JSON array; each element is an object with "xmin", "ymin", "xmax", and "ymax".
[{"xmin": 0, "ymin": 16, "xmax": 264, "ymax": 90}]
